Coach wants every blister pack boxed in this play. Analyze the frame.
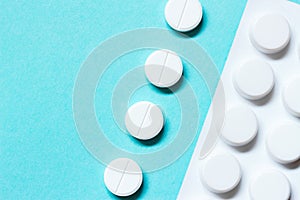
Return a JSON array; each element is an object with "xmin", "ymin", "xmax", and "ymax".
[{"xmin": 178, "ymin": 0, "xmax": 300, "ymax": 199}]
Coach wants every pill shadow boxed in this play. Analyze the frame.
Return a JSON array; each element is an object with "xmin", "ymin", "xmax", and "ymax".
[
  {"xmin": 148, "ymin": 71, "xmax": 184, "ymax": 94},
  {"xmin": 185, "ymin": 10, "xmax": 206, "ymax": 38},
  {"xmin": 231, "ymin": 132, "xmax": 258, "ymax": 153},
  {"xmin": 281, "ymin": 159, "xmax": 300, "ymax": 170},
  {"xmin": 213, "ymin": 179, "xmax": 242, "ymax": 199},
  {"xmin": 167, "ymin": 9, "xmax": 207, "ymax": 38},
  {"xmin": 137, "ymin": 124, "xmax": 166, "ymax": 146},
  {"xmin": 249, "ymin": 88, "xmax": 274, "ymax": 107},
  {"xmin": 264, "ymin": 43, "xmax": 290, "ymax": 60}
]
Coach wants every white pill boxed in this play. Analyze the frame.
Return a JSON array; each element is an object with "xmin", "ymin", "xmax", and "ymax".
[
  {"xmin": 283, "ymin": 78, "xmax": 300, "ymax": 117},
  {"xmin": 145, "ymin": 49, "xmax": 183, "ymax": 88},
  {"xmin": 233, "ymin": 59, "xmax": 274, "ymax": 100},
  {"xmin": 221, "ymin": 106, "xmax": 258, "ymax": 147},
  {"xmin": 104, "ymin": 158, "xmax": 143, "ymax": 197},
  {"xmin": 267, "ymin": 124, "xmax": 300, "ymax": 164},
  {"xmin": 250, "ymin": 14, "xmax": 290, "ymax": 54},
  {"xmin": 164, "ymin": 0, "xmax": 203, "ymax": 32},
  {"xmin": 125, "ymin": 101, "xmax": 164, "ymax": 140},
  {"xmin": 201, "ymin": 154, "xmax": 242, "ymax": 194},
  {"xmin": 249, "ymin": 170, "xmax": 291, "ymax": 200}
]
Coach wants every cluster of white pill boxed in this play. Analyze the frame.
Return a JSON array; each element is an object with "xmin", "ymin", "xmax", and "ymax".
[
  {"xmin": 237, "ymin": 13, "xmax": 300, "ymax": 166},
  {"xmin": 104, "ymin": 0, "xmax": 204, "ymax": 196},
  {"xmin": 125, "ymin": 49, "xmax": 184, "ymax": 143},
  {"xmin": 179, "ymin": 0, "xmax": 300, "ymax": 199},
  {"xmin": 199, "ymin": 12, "xmax": 300, "ymax": 198}
]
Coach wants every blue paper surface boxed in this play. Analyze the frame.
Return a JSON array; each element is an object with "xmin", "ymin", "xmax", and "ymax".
[{"xmin": 0, "ymin": 0, "xmax": 247, "ymax": 199}]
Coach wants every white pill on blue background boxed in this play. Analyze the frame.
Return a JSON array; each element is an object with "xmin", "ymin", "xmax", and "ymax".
[
  {"xmin": 145, "ymin": 49, "xmax": 183, "ymax": 88},
  {"xmin": 164, "ymin": 0, "xmax": 203, "ymax": 32},
  {"xmin": 125, "ymin": 101, "xmax": 164, "ymax": 140},
  {"xmin": 250, "ymin": 14, "xmax": 290, "ymax": 54},
  {"xmin": 221, "ymin": 106, "xmax": 258, "ymax": 147},
  {"xmin": 283, "ymin": 77, "xmax": 300, "ymax": 117},
  {"xmin": 234, "ymin": 59, "xmax": 274, "ymax": 100},
  {"xmin": 250, "ymin": 170, "xmax": 291, "ymax": 200},
  {"xmin": 104, "ymin": 158, "xmax": 143, "ymax": 197},
  {"xmin": 267, "ymin": 124, "xmax": 300, "ymax": 164},
  {"xmin": 201, "ymin": 154, "xmax": 242, "ymax": 194}
]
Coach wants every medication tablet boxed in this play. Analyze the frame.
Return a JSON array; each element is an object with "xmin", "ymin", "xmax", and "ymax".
[
  {"xmin": 201, "ymin": 154, "xmax": 242, "ymax": 194},
  {"xmin": 283, "ymin": 78, "xmax": 300, "ymax": 117},
  {"xmin": 250, "ymin": 14, "xmax": 290, "ymax": 54},
  {"xmin": 125, "ymin": 101, "xmax": 164, "ymax": 140},
  {"xmin": 233, "ymin": 59, "xmax": 274, "ymax": 100},
  {"xmin": 266, "ymin": 124, "xmax": 300, "ymax": 164},
  {"xmin": 145, "ymin": 49, "xmax": 183, "ymax": 88},
  {"xmin": 249, "ymin": 170, "xmax": 291, "ymax": 200},
  {"xmin": 104, "ymin": 158, "xmax": 143, "ymax": 197},
  {"xmin": 221, "ymin": 106, "xmax": 258, "ymax": 147},
  {"xmin": 164, "ymin": 0, "xmax": 203, "ymax": 32}
]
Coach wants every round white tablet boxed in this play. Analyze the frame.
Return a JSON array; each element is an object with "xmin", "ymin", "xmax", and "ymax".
[
  {"xmin": 145, "ymin": 49, "xmax": 183, "ymax": 88},
  {"xmin": 233, "ymin": 59, "xmax": 275, "ymax": 100},
  {"xmin": 283, "ymin": 78, "xmax": 300, "ymax": 117},
  {"xmin": 267, "ymin": 124, "xmax": 300, "ymax": 164},
  {"xmin": 249, "ymin": 170, "xmax": 291, "ymax": 200},
  {"xmin": 164, "ymin": 0, "xmax": 203, "ymax": 32},
  {"xmin": 221, "ymin": 106, "xmax": 258, "ymax": 147},
  {"xmin": 250, "ymin": 14, "xmax": 290, "ymax": 54},
  {"xmin": 125, "ymin": 101, "xmax": 164, "ymax": 140},
  {"xmin": 201, "ymin": 154, "xmax": 242, "ymax": 194},
  {"xmin": 104, "ymin": 158, "xmax": 143, "ymax": 197}
]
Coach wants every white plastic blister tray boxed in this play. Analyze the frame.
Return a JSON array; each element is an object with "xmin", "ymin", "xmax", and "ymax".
[{"xmin": 178, "ymin": 0, "xmax": 300, "ymax": 199}]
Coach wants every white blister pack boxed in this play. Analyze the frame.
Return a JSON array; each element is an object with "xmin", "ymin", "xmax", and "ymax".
[{"xmin": 178, "ymin": 0, "xmax": 300, "ymax": 199}]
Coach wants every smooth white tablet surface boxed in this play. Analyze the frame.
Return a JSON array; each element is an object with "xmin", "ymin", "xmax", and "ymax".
[
  {"xmin": 298, "ymin": 43, "xmax": 300, "ymax": 60},
  {"xmin": 125, "ymin": 101, "xmax": 164, "ymax": 140},
  {"xmin": 267, "ymin": 124, "xmax": 300, "ymax": 164},
  {"xmin": 145, "ymin": 49, "xmax": 183, "ymax": 88},
  {"xmin": 250, "ymin": 14, "xmax": 290, "ymax": 54},
  {"xmin": 201, "ymin": 154, "xmax": 242, "ymax": 194},
  {"xmin": 233, "ymin": 59, "xmax": 274, "ymax": 100},
  {"xmin": 164, "ymin": 0, "xmax": 203, "ymax": 32},
  {"xmin": 283, "ymin": 78, "xmax": 300, "ymax": 117},
  {"xmin": 249, "ymin": 170, "xmax": 291, "ymax": 200},
  {"xmin": 221, "ymin": 106, "xmax": 258, "ymax": 147},
  {"xmin": 104, "ymin": 158, "xmax": 143, "ymax": 197}
]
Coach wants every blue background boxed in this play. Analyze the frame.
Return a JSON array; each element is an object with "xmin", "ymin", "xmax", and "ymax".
[{"xmin": 0, "ymin": 0, "xmax": 251, "ymax": 199}]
